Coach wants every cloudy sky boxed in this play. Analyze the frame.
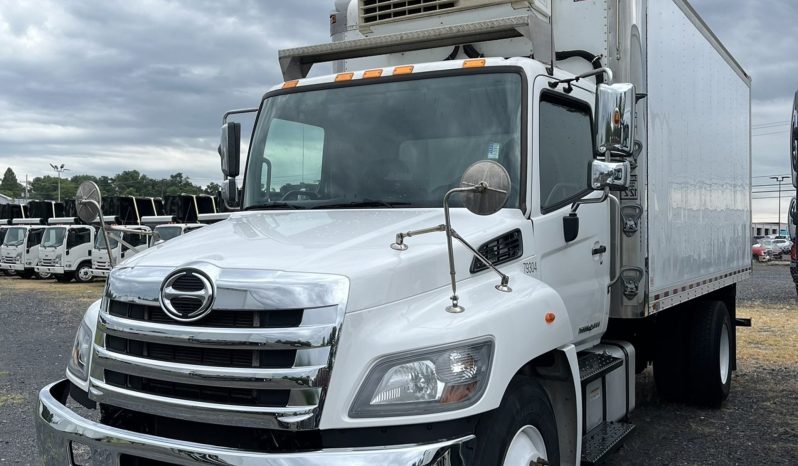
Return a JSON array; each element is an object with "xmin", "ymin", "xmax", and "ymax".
[{"xmin": 0, "ymin": 0, "xmax": 795, "ymax": 222}]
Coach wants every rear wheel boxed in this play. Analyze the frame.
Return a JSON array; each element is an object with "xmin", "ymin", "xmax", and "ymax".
[
  {"xmin": 689, "ymin": 301, "xmax": 732, "ymax": 407},
  {"xmin": 74, "ymin": 263, "xmax": 93, "ymax": 283},
  {"xmin": 473, "ymin": 375, "xmax": 559, "ymax": 466}
]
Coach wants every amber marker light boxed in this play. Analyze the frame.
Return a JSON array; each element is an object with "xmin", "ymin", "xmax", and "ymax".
[
  {"xmin": 335, "ymin": 72, "xmax": 355, "ymax": 82},
  {"xmin": 463, "ymin": 59, "xmax": 486, "ymax": 68},
  {"xmin": 282, "ymin": 80, "xmax": 299, "ymax": 89},
  {"xmin": 545, "ymin": 313, "xmax": 556, "ymax": 324},
  {"xmin": 393, "ymin": 65, "xmax": 414, "ymax": 75},
  {"xmin": 363, "ymin": 69, "xmax": 383, "ymax": 78}
]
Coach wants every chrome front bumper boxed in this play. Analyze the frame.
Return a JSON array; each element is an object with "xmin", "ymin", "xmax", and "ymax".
[
  {"xmin": 89, "ymin": 268, "xmax": 110, "ymax": 278},
  {"xmin": 35, "ymin": 266, "xmax": 64, "ymax": 274},
  {"xmin": 37, "ymin": 380, "xmax": 475, "ymax": 465}
]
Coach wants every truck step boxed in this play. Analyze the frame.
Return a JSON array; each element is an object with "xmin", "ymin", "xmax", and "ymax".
[
  {"xmin": 578, "ymin": 352, "xmax": 624, "ymax": 384},
  {"xmin": 581, "ymin": 421, "xmax": 636, "ymax": 465}
]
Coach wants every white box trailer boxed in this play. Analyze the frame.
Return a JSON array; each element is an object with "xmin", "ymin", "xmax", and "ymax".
[{"xmin": 36, "ymin": 1, "xmax": 751, "ymax": 465}]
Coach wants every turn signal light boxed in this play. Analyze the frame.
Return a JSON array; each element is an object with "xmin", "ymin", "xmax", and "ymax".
[{"xmin": 545, "ymin": 313, "xmax": 556, "ymax": 324}]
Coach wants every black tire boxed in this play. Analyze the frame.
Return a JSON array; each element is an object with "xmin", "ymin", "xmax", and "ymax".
[
  {"xmin": 73, "ymin": 262, "xmax": 93, "ymax": 283},
  {"xmin": 36, "ymin": 270, "xmax": 52, "ymax": 280},
  {"xmin": 55, "ymin": 273, "xmax": 74, "ymax": 283},
  {"xmin": 18, "ymin": 269, "xmax": 34, "ymax": 279},
  {"xmin": 473, "ymin": 375, "xmax": 560, "ymax": 465},
  {"xmin": 653, "ymin": 307, "xmax": 690, "ymax": 401},
  {"xmin": 688, "ymin": 301, "xmax": 732, "ymax": 407}
]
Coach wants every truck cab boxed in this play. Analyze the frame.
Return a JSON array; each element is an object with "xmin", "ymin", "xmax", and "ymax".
[
  {"xmin": 90, "ymin": 225, "xmax": 151, "ymax": 279},
  {"xmin": 150, "ymin": 223, "xmax": 205, "ymax": 245},
  {"xmin": 0, "ymin": 223, "xmax": 50, "ymax": 279},
  {"xmin": 35, "ymin": 223, "xmax": 96, "ymax": 283},
  {"xmin": 35, "ymin": 1, "xmax": 751, "ymax": 465}
]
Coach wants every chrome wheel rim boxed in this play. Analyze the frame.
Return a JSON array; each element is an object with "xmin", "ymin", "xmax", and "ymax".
[
  {"xmin": 719, "ymin": 322, "xmax": 730, "ymax": 384},
  {"xmin": 39, "ymin": 271, "xmax": 52, "ymax": 279},
  {"xmin": 78, "ymin": 267, "xmax": 92, "ymax": 281},
  {"xmin": 503, "ymin": 425, "xmax": 547, "ymax": 466}
]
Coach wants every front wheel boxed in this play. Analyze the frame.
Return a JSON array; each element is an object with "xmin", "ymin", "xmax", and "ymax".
[
  {"xmin": 36, "ymin": 270, "xmax": 52, "ymax": 279},
  {"xmin": 74, "ymin": 263, "xmax": 93, "ymax": 283},
  {"xmin": 473, "ymin": 375, "xmax": 559, "ymax": 465}
]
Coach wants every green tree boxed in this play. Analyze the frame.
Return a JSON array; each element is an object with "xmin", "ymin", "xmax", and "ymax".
[
  {"xmin": 0, "ymin": 167, "xmax": 24, "ymax": 198},
  {"xmin": 203, "ymin": 182, "xmax": 221, "ymax": 196}
]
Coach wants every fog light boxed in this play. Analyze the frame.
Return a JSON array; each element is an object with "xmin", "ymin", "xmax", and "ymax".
[{"xmin": 70, "ymin": 441, "xmax": 92, "ymax": 465}]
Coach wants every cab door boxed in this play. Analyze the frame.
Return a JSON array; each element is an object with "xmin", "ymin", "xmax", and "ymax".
[{"xmin": 530, "ymin": 77, "xmax": 611, "ymax": 349}]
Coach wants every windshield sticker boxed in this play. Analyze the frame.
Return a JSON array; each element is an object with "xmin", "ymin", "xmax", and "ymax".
[{"xmin": 487, "ymin": 143, "xmax": 501, "ymax": 160}]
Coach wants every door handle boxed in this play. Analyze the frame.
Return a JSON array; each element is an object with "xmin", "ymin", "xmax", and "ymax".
[{"xmin": 592, "ymin": 245, "xmax": 607, "ymax": 255}]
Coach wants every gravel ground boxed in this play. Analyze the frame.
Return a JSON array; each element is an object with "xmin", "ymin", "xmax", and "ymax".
[{"xmin": 0, "ymin": 263, "xmax": 795, "ymax": 464}]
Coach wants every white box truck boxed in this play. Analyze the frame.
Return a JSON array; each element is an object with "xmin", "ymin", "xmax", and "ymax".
[
  {"xmin": 0, "ymin": 222, "xmax": 50, "ymax": 279},
  {"xmin": 36, "ymin": 1, "xmax": 751, "ymax": 464},
  {"xmin": 89, "ymin": 224, "xmax": 152, "ymax": 279},
  {"xmin": 35, "ymin": 220, "xmax": 97, "ymax": 283}
]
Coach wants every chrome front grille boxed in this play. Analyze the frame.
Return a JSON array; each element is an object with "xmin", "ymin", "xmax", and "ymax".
[
  {"xmin": 39, "ymin": 258, "xmax": 58, "ymax": 267},
  {"xmin": 1, "ymin": 256, "xmax": 19, "ymax": 265},
  {"xmin": 93, "ymin": 260, "xmax": 111, "ymax": 270},
  {"xmin": 90, "ymin": 266, "xmax": 349, "ymax": 430}
]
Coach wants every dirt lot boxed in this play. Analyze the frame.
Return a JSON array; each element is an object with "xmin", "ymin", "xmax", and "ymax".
[{"xmin": 0, "ymin": 263, "xmax": 796, "ymax": 464}]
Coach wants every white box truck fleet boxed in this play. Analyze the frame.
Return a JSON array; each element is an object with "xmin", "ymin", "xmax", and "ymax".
[
  {"xmin": 36, "ymin": 1, "xmax": 751, "ymax": 464},
  {"xmin": 35, "ymin": 220, "xmax": 97, "ymax": 283}
]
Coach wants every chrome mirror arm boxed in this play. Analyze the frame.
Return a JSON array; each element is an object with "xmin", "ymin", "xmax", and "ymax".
[{"xmin": 80, "ymin": 199, "xmax": 115, "ymax": 268}]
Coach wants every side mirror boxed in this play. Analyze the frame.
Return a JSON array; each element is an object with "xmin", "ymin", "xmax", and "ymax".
[
  {"xmin": 789, "ymin": 197, "xmax": 797, "ymax": 239},
  {"xmin": 221, "ymin": 178, "xmax": 239, "ymax": 207},
  {"xmin": 590, "ymin": 160, "xmax": 631, "ymax": 191},
  {"xmin": 596, "ymin": 83, "xmax": 636, "ymax": 157},
  {"xmin": 219, "ymin": 122, "xmax": 241, "ymax": 178}
]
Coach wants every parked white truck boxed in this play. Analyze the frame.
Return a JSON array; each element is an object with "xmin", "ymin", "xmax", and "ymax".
[
  {"xmin": 36, "ymin": 1, "xmax": 751, "ymax": 464},
  {"xmin": 89, "ymin": 224, "xmax": 152, "ymax": 279},
  {"xmin": 35, "ymin": 221, "xmax": 97, "ymax": 283},
  {"xmin": 0, "ymin": 222, "xmax": 50, "ymax": 279}
]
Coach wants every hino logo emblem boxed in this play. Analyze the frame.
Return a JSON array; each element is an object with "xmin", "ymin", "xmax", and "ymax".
[{"xmin": 159, "ymin": 269, "xmax": 215, "ymax": 322}]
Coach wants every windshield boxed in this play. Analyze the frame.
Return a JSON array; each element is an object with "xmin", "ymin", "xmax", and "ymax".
[
  {"xmin": 41, "ymin": 227, "xmax": 66, "ymax": 248},
  {"xmin": 2, "ymin": 227, "xmax": 25, "ymax": 247},
  {"xmin": 95, "ymin": 231, "xmax": 120, "ymax": 249},
  {"xmin": 243, "ymin": 72, "xmax": 522, "ymax": 210},
  {"xmin": 154, "ymin": 226, "xmax": 183, "ymax": 242}
]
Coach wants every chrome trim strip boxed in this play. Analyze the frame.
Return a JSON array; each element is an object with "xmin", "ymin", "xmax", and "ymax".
[
  {"xmin": 89, "ymin": 379, "xmax": 318, "ymax": 430},
  {"xmin": 94, "ymin": 346, "xmax": 326, "ymax": 391},
  {"xmin": 99, "ymin": 313, "xmax": 338, "ymax": 350},
  {"xmin": 38, "ymin": 380, "xmax": 475, "ymax": 465}
]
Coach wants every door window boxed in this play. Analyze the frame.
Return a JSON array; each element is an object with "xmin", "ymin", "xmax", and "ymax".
[
  {"xmin": 539, "ymin": 96, "xmax": 594, "ymax": 212},
  {"xmin": 67, "ymin": 228, "xmax": 92, "ymax": 248}
]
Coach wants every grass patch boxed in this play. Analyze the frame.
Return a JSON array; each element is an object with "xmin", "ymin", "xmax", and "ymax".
[
  {"xmin": 0, "ymin": 393, "xmax": 25, "ymax": 406},
  {"xmin": 737, "ymin": 305, "xmax": 798, "ymax": 368}
]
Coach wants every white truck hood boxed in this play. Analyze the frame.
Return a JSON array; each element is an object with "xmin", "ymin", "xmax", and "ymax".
[{"xmin": 122, "ymin": 209, "xmax": 527, "ymax": 312}]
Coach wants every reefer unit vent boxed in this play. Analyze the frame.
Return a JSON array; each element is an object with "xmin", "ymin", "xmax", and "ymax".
[{"xmin": 359, "ymin": 0, "xmax": 550, "ymax": 26}]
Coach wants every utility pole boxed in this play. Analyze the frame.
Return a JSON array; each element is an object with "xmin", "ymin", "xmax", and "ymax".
[
  {"xmin": 24, "ymin": 174, "xmax": 28, "ymax": 201},
  {"xmin": 49, "ymin": 163, "xmax": 70, "ymax": 202},
  {"xmin": 770, "ymin": 175, "xmax": 789, "ymax": 236}
]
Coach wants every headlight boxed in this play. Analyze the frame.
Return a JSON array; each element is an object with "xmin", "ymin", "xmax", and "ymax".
[
  {"xmin": 67, "ymin": 322, "xmax": 92, "ymax": 381},
  {"xmin": 350, "ymin": 339, "xmax": 493, "ymax": 418}
]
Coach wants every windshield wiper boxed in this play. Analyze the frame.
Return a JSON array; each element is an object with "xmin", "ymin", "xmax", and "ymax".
[
  {"xmin": 244, "ymin": 202, "xmax": 305, "ymax": 211},
  {"xmin": 312, "ymin": 200, "xmax": 411, "ymax": 209}
]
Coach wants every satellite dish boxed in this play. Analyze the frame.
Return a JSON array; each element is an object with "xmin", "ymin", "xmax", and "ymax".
[
  {"xmin": 76, "ymin": 181, "xmax": 103, "ymax": 224},
  {"xmin": 459, "ymin": 160, "xmax": 511, "ymax": 216}
]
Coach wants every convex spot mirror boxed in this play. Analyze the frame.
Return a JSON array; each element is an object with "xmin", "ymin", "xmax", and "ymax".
[
  {"xmin": 75, "ymin": 181, "xmax": 103, "ymax": 224},
  {"xmin": 596, "ymin": 83, "xmax": 636, "ymax": 156},
  {"xmin": 459, "ymin": 160, "xmax": 511, "ymax": 216},
  {"xmin": 221, "ymin": 178, "xmax": 239, "ymax": 207},
  {"xmin": 219, "ymin": 122, "xmax": 241, "ymax": 178},
  {"xmin": 590, "ymin": 160, "xmax": 631, "ymax": 191}
]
